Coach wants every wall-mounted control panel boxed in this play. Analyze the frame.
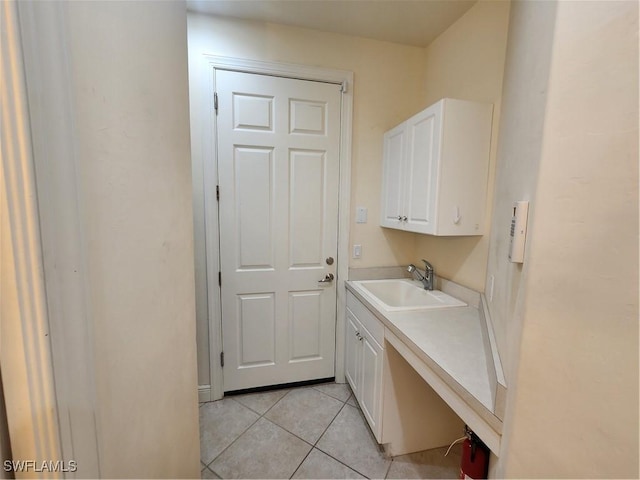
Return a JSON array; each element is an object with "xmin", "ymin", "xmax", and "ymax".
[{"xmin": 509, "ymin": 201, "xmax": 529, "ymax": 263}]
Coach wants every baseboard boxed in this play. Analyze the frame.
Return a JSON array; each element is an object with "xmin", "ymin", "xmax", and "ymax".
[{"xmin": 198, "ymin": 385, "xmax": 211, "ymax": 403}]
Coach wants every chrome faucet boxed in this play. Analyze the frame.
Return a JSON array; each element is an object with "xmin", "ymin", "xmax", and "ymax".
[{"xmin": 407, "ymin": 260, "xmax": 435, "ymax": 291}]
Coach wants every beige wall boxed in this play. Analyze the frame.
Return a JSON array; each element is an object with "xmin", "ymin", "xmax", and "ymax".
[
  {"xmin": 65, "ymin": 2, "xmax": 200, "ymax": 477},
  {"xmin": 485, "ymin": 0, "xmax": 558, "ymax": 380},
  {"xmin": 414, "ymin": 0, "xmax": 511, "ymax": 292},
  {"xmin": 490, "ymin": 1, "xmax": 639, "ymax": 477},
  {"xmin": 187, "ymin": 14, "xmax": 427, "ymax": 386}
]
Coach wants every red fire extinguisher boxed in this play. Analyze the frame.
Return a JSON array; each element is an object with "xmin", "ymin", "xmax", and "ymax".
[{"xmin": 459, "ymin": 425, "xmax": 490, "ymax": 479}]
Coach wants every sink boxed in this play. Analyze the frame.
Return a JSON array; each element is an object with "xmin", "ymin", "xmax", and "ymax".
[{"xmin": 353, "ymin": 279, "xmax": 466, "ymax": 311}]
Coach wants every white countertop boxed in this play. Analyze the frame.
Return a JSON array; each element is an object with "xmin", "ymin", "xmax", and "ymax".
[
  {"xmin": 346, "ymin": 279, "xmax": 501, "ymax": 433},
  {"xmin": 382, "ymin": 305, "xmax": 492, "ymax": 410}
]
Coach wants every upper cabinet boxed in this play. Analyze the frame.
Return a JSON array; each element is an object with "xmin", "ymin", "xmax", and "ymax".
[{"xmin": 380, "ymin": 98, "xmax": 493, "ymax": 236}]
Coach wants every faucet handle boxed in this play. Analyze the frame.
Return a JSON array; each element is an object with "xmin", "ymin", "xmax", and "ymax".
[{"xmin": 421, "ymin": 259, "xmax": 434, "ymax": 272}]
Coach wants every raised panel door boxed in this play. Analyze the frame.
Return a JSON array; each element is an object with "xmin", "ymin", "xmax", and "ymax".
[
  {"xmin": 217, "ymin": 70, "xmax": 341, "ymax": 391},
  {"xmin": 404, "ymin": 103, "xmax": 442, "ymax": 234},
  {"xmin": 360, "ymin": 329, "xmax": 383, "ymax": 442},
  {"xmin": 380, "ymin": 124, "xmax": 407, "ymax": 228},
  {"xmin": 344, "ymin": 309, "xmax": 361, "ymax": 397}
]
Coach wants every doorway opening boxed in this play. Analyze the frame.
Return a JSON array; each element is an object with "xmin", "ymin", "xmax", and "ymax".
[{"xmin": 194, "ymin": 57, "xmax": 353, "ymax": 401}]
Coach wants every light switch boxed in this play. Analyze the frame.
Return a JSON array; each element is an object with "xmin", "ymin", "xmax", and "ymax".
[
  {"xmin": 356, "ymin": 207, "xmax": 368, "ymax": 224},
  {"xmin": 353, "ymin": 244, "xmax": 362, "ymax": 259}
]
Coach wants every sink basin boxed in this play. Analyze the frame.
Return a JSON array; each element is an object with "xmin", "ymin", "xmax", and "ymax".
[{"xmin": 353, "ymin": 279, "xmax": 466, "ymax": 311}]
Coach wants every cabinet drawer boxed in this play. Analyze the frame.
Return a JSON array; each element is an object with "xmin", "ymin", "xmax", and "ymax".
[{"xmin": 347, "ymin": 291, "xmax": 384, "ymax": 346}]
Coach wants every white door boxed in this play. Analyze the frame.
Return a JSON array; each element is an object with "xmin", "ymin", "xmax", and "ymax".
[
  {"xmin": 380, "ymin": 123, "xmax": 406, "ymax": 228},
  {"xmin": 216, "ymin": 70, "xmax": 342, "ymax": 392},
  {"xmin": 404, "ymin": 105, "xmax": 440, "ymax": 234},
  {"xmin": 359, "ymin": 330, "xmax": 383, "ymax": 439},
  {"xmin": 344, "ymin": 309, "xmax": 361, "ymax": 396}
]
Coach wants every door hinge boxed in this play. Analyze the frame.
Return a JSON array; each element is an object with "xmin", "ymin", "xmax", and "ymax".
[
  {"xmin": 220, "ymin": 351, "xmax": 224, "ymax": 368},
  {"xmin": 218, "ymin": 271, "xmax": 221, "ymax": 286},
  {"xmin": 216, "ymin": 185, "xmax": 220, "ymax": 201},
  {"xmin": 214, "ymin": 92, "xmax": 219, "ymax": 114}
]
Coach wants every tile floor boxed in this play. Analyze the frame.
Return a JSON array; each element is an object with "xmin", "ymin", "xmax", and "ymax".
[{"xmin": 200, "ymin": 382, "xmax": 461, "ymax": 479}]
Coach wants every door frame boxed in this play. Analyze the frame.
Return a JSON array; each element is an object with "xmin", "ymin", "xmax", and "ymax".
[
  {"xmin": 201, "ymin": 56, "xmax": 353, "ymax": 400},
  {"xmin": 2, "ymin": 1, "xmax": 100, "ymax": 474}
]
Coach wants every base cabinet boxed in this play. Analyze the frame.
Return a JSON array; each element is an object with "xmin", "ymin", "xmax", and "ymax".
[
  {"xmin": 345, "ymin": 292, "xmax": 384, "ymax": 441},
  {"xmin": 345, "ymin": 290, "xmax": 465, "ymax": 455}
]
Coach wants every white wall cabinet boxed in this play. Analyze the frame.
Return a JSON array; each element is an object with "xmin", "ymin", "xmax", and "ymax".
[
  {"xmin": 345, "ymin": 291, "xmax": 384, "ymax": 441},
  {"xmin": 380, "ymin": 98, "xmax": 493, "ymax": 236}
]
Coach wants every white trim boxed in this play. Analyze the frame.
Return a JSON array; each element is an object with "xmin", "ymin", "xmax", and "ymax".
[
  {"xmin": 6, "ymin": 2, "xmax": 101, "ymax": 476},
  {"xmin": 335, "ymin": 67, "xmax": 353, "ymax": 385},
  {"xmin": 203, "ymin": 55, "xmax": 352, "ymax": 87},
  {"xmin": 0, "ymin": 0, "xmax": 61, "ymax": 467},
  {"xmin": 201, "ymin": 55, "xmax": 353, "ymax": 397},
  {"xmin": 198, "ymin": 385, "xmax": 212, "ymax": 403},
  {"xmin": 203, "ymin": 61, "xmax": 224, "ymax": 401}
]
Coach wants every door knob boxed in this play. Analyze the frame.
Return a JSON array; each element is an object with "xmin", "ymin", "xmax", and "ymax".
[{"xmin": 319, "ymin": 273, "xmax": 334, "ymax": 283}]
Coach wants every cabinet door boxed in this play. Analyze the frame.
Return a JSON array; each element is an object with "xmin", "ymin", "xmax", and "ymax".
[
  {"xmin": 344, "ymin": 309, "xmax": 361, "ymax": 397},
  {"xmin": 404, "ymin": 102, "xmax": 442, "ymax": 234},
  {"xmin": 435, "ymin": 99, "xmax": 492, "ymax": 235},
  {"xmin": 380, "ymin": 123, "xmax": 407, "ymax": 229},
  {"xmin": 360, "ymin": 329, "xmax": 384, "ymax": 442}
]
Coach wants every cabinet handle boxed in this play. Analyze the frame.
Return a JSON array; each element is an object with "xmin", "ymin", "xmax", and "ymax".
[
  {"xmin": 402, "ymin": 216, "xmax": 408, "ymax": 222},
  {"xmin": 453, "ymin": 206, "xmax": 462, "ymax": 224},
  {"xmin": 397, "ymin": 215, "xmax": 402, "ymax": 221},
  {"xmin": 355, "ymin": 331, "xmax": 363, "ymax": 341}
]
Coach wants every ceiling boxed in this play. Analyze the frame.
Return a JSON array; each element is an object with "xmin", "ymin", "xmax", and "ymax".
[{"xmin": 186, "ymin": 0, "xmax": 477, "ymax": 48}]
